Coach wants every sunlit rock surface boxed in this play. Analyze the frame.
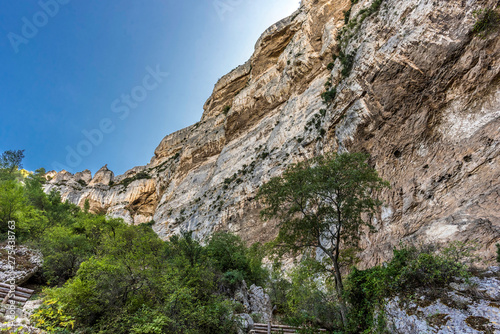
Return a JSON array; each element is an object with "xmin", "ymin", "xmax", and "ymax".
[{"xmin": 45, "ymin": 0, "xmax": 500, "ymax": 266}]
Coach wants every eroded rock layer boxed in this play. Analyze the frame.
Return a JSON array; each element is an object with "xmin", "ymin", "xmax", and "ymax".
[{"xmin": 45, "ymin": 0, "xmax": 500, "ymax": 266}]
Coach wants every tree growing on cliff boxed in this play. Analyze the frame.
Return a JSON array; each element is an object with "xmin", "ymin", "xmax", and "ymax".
[{"xmin": 258, "ymin": 152, "xmax": 389, "ymax": 328}]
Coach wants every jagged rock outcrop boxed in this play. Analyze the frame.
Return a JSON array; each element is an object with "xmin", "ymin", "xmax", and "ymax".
[
  {"xmin": 45, "ymin": 0, "xmax": 500, "ymax": 266},
  {"xmin": 88, "ymin": 165, "xmax": 113, "ymax": 186},
  {"xmin": 234, "ymin": 281, "xmax": 273, "ymax": 324}
]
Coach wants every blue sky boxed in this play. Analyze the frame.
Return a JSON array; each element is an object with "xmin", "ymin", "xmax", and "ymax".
[{"xmin": 0, "ymin": 0, "xmax": 300, "ymax": 175}]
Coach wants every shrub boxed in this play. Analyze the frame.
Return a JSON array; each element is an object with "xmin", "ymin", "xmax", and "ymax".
[
  {"xmin": 223, "ymin": 105, "xmax": 231, "ymax": 115},
  {"xmin": 344, "ymin": 8, "xmax": 352, "ymax": 24},
  {"xmin": 472, "ymin": 8, "xmax": 499, "ymax": 37},
  {"xmin": 268, "ymin": 266, "xmax": 293, "ymax": 315},
  {"xmin": 441, "ymin": 240, "xmax": 480, "ymax": 265},
  {"xmin": 344, "ymin": 243, "xmax": 473, "ymax": 333},
  {"xmin": 395, "ymin": 251, "xmax": 465, "ymax": 289},
  {"xmin": 83, "ymin": 199, "xmax": 90, "ymax": 213},
  {"xmin": 42, "ymin": 229, "xmax": 244, "ymax": 333},
  {"xmin": 207, "ymin": 233, "xmax": 249, "ymax": 273},
  {"xmin": 496, "ymin": 244, "xmax": 500, "ymax": 263},
  {"xmin": 39, "ymin": 226, "xmax": 93, "ymax": 285},
  {"xmin": 120, "ymin": 171, "xmax": 152, "ymax": 188},
  {"xmin": 274, "ymin": 260, "xmax": 342, "ymax": 331},
  {"xmin": 206, "ymin": 232, "xmax": 266, "ymax": 286},
  {"xmin": 321, "ymin": 87, "xmax": 337, "ymax": 104},
  {"xmin": 30, "ymin": 298, "xmax": 75, "ymax": 333},
  {"xmin": 223, "ymin": 270, "xmax": 245, "ymax": 286},
  {"xmin": 339, "ymin": 51, "xmax": 355, "ymax": 78}
]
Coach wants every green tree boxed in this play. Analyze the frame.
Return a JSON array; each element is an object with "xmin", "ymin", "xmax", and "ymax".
[
  {"xmin": 24, "ymin": 168, "xmax": 49, "ymax": 211},
  {"xmin": 258, "ymin": 152, "xmax": 388, "ymax": 327},
  {"xmin": 205, "ymin": 232, "xmax": 267, "ymax": 286},
  {"xmin": 0, "ymin": 180, "xmax": 25, "ymax": 234},
  {"xmin": 0, "ymin": 150, "xmax": 25, "ymax": 175}
]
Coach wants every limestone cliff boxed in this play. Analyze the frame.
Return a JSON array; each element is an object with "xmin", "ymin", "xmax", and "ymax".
[{"xmin": 45, "ymin": 0, "xmax": 500, "ymax": 266}]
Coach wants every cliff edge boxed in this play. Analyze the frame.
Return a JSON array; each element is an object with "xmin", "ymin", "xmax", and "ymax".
[{"xmin": 45, "ymin": 0, "xmax": 500, "ymax": 267}]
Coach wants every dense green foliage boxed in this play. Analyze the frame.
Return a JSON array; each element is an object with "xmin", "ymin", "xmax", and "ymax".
[
  {"xmin": 345, "ymin": 243, "xmax": 474, "ymax": 333},
  {"xmin": 0, "ymin": 150, "xmax": 25, "ymax": 177},
  {"xmin": 33, "ymin": 226, "xmax": 266, "ymax": 333},
  {"xmin": 258, "ymin": 152, "xmax": 389, "ymax": 328},
  {"xmin": 31, "ymin": 299, "xmax": 76, "ymax": 332},
  {"xmin": 0, "ymin": 152, "xmax": 266, "ymax": 333},
  {"xmin": 269, "ymin": 260, "xmax": 343, "ymax": 332}
]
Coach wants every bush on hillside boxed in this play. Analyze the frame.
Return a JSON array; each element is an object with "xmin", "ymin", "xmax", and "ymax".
[{"xmin": 345, "ymin": 243, "xmax": 474, "ymax": 333}]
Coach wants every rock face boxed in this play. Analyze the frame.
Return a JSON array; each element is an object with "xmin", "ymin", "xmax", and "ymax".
[
  {"xmin": 45, "ymin": 0, "xmax": 500, "ymax": 266},
  {"xmin": 385, "ymin": 269, "xmax": 500, "ymax": 333},
  {"xmin": 234, "ymin": 281, "xmax": 273, "ymax": 324},
  {"xmin": 0, "ymin": 244, "xmax": 43, "ymax": 285}
]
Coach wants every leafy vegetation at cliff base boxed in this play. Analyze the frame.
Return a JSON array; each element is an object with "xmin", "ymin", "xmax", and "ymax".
[
  {"xmin": 258, "ymin": 152, "xmax": 389, "ymax": 328},
  {"xmin": 345, "ymin": 242, "xmax": 475, "ymax": 332},
  {"xmin": 0, "ymin": 151, "xmax": 266, "ymax": 333},
  {"xmin": 0, "ymin": 150, "xmax": 484, "ymax": 333}
]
